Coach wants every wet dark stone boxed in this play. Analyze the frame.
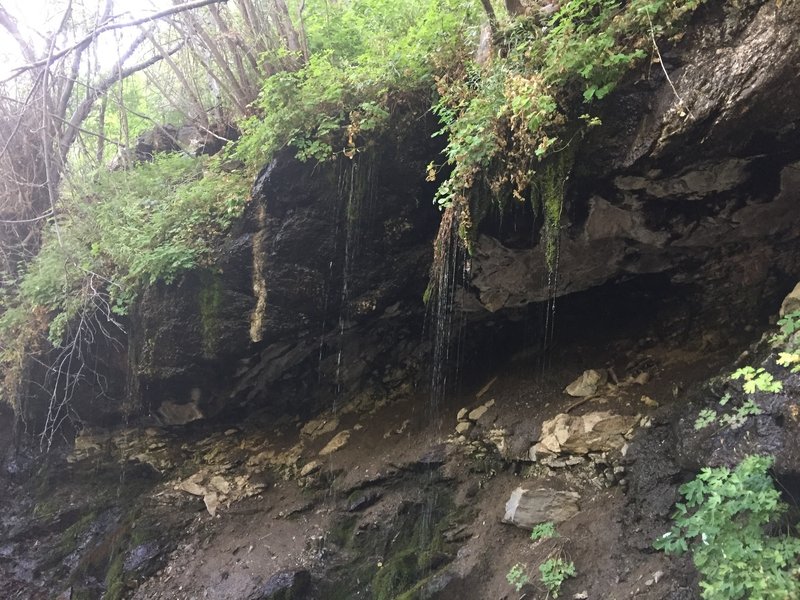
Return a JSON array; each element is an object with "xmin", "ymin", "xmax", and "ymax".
[
  {"xmin": 124, "ymin": 541, "xmax": 162, "ymax": 573},
  {"xmin": 251, "ymin": 569, "xmax": 311, "ymax": 600},
  {"xmin": 347, "ymin": 490, "xmax": 382, "ymax": 512}
]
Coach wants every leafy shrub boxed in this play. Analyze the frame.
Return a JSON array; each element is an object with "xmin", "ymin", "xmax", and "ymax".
[
  {"xmin": 506, "ymin": 562, "xmax": 530, "ymax": 592},
  {"xmin": 0, "ymin": 153, "xmax": 249, "ymax": 357},
  {"xmin": 731, "ymin": 366, "xmax": 783, "ymax": 394},
  {"xmin": 654, "ymin": 455, "xmax": 800, "ymax": 600},
  {"xmin": 507, "ymin": 522, "xmax": 574, "ymax": 596},
  {"xmin": 539, "ymin": 557, "xmax": 576, "ymax": 598},
  {"xmin": 233, "ymin": 0, "xmax": 478, "ymax": 170},
  {"xmin": 531, "ymin": 521, "xmax": 558, "ymax": 542},
  {"xmin": 773, "ymin": 310, "xmax": 800, "ymax": 372},
  {"xmin": 432, "ymin": 0, "xmax": 706, "ymax": 247},
  {"xmin": 694, "ymin": 363, "xmax": 785, "ymax": 431}
]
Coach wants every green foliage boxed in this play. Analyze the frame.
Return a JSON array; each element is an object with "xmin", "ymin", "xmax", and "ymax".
[
  {"xmin": 530, "ymin": 521, "xmax": 558, "ymax": 542},
  {"xmin": 694, "ymin": 408, "xmax": 717, "ymax": 431},
  {"xmin": 234, "ymin": 0, "xmax": 479, "ymax": 169},
  {"xmin": 718, "ymin": 398, "xmax": 762, "ymax": 430},
  {"xmin": 506, "ymin": 562, "xmax": 530, "ymax": 592},
  {"xmin": 777, "ymin": 351, "xmax": 800, "ymax": 373},
  {"xmin": 694, "ymin": 362, "xmax": 786, "ymax": 431},
  {"xmin": 773, "ymin": 311, "xmax": 800, "ymax": 372},
  {"xmin": 773, "ymin": 310, "xmax": 800, "ymax": 348},
  {"xmin": 731, "ymin": 366, "xmax": 783, "ymax": 394},
  {"xmin": 432, "ymin": 0, "xmax": 706, "ymax": 248},
  {"xmin": 0, "ymin": 153, "xmax": 249, "ymax": 366},
  {"xmin": 654, "ymin": 455, "xmax": 800, "ymax": 600},
  {"xmin": 539, "ymin": 557, "xmax": 576, "ymax": 598},
  {"xmin": 507, "ymin": 522, "xmax": 574, "ymax": 596},
  {"xmin": 67, "ymin": 154, "xmax": 246, "ymax": 310}
]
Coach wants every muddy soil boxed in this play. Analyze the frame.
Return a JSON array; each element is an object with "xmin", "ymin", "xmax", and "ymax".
[{"xmin": 0, "ymin": 298, "xmax": 761, "ymax": 600}]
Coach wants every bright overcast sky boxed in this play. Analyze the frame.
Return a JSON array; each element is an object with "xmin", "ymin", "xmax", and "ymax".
[{"xmin": 0, "ymin": 0, "xmax": 173, "ymax": 78}]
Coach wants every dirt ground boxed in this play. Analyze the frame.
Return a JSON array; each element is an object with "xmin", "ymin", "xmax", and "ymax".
[{"xmin": 1, "ymin": 304, "xmax": 757, "ymax": 599}]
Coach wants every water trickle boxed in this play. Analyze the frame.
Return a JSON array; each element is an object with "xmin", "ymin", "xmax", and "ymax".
[
  {"xmin": 331, "ymin": 154, "xmax": 377, "ymax": 403},
  {"xmin": 428, "ymin": 207, "xmax": 465, "ymax": 419}
]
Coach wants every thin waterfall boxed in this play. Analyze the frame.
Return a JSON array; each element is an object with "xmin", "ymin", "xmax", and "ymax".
[{"xmin": 429, "ymin": 207, "xmax": 463, "ymax": 418}]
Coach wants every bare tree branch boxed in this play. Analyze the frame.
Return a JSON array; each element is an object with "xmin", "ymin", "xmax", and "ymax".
[
  {"xmin": 0, "ymin": 7, "xmax": 37, "ymax": 64},
  {"xmin": 60, "ymin": 42, "xmax": 185, "ymax": 160},
  {"xmin": 2, "ymin": 0, "xmax": 228, "ymax": 82}
]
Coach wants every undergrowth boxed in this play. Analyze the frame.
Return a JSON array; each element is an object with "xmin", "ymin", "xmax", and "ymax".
[
  {"xmin": 0, "ymin": 154, "xmax": 248, "ymax": 413},
  {"xmin": 655, "ymin": 455, "xmax": 800, "ymax": 600},
  {"xmin": 431, "ymin": 0, "xmax": 706, "ymax": 252}
]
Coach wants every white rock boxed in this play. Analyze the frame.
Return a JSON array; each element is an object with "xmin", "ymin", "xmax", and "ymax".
[
  {"xmin": 319, "ymin": 430, "xmax": 351, "ymax": 456},
  {"xmin": 565, "ymin": 369, "xmax": 607, "ymax": 397},
  {"xmin": 468, "ymin": 405, "xmax": 489, "ymax": 421},
  {"xmin": 534, "ymin": 412, "xmax": 639, "ymax": 456},
  {"xmin": 203, "ymin": 492, "xmax": 219, "ymax": 517},
  {"xmin": 299, "ymin": 460, "xmax": 321, "ymax": 477},
  {"xmin": 176, "ymin": 479, "xmax": 206, "ymax": 497},
  {"xmin": 455, "ymin": 421, "xmax": 472, "ymax": 435},
  {"xmin": 209, "ymin": 475, "xmax": 231, "ymax": 495},
  {"xmin": 780, "ymin": 281, "xmax": 800, "ymax": 316},
  {"xmin": 640, "ymin": 395, "xmax": 659, "ymax": 407},
  {"xmin": 301, "ymin": 417, "xmax": 339, "ymax": 439},
  {"xmin": 503, "ymin": 487, "xmax": 580, "ymax": 528}
]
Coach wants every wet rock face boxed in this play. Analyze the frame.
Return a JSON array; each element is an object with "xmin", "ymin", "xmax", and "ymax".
[
  {"xmin": 467, "ymin": 0, "xmax": 800, "ymax": 320},
  {"xmin": 674, "ymin": 368, "xmax": 800, "ymax": 479},
  {"xmin": 250, "ymin": 569, "xmax": 310, "ymax": 600},
  {"xmin": 131, "ymin": 119, "xmax": 442, "ymax": 420}
]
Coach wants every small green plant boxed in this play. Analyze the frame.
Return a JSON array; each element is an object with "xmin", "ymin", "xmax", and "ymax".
[
  {"xmin": 530, "ymin": 521, "xmax": 558, "ymax": 542},
  {"xmin": 654, "ymin": 455, "xmax": 800, "ymax": 600},
  {"xmin": 507, "ymin": 523, "xmax": 573, "ymax": 595},
  {"xmin": 506, "ymin": 562, "xmax": 530, "ymax": 592},
  {"xmin": 694, "ymin": 408, "xmax": 718, "ymax": 431},
  {"xmin": 539, "ymin": 557, "xmax": 576, "ymax": 598},
  {"xmin": 694, "ymin": 363, "xmax": 785, "ymax": 431},
  {"xmin": 718, "ymin": 398, "xmax": 762, "ymax": 429},
  {"xmin": 772, "ymin": 310, "xmax": 800, "ymax": 350},
  {"xmin": 731, "ymin": 366, "xmax": 783, "ymax": 394},
  {"xmin": 777, "ymin": 351, "xmax": 800, "ymax": 373}
]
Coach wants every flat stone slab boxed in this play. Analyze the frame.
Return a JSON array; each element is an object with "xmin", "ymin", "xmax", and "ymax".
[{"xmin": 503, "ymin": 487, "xmax": 580, "ymax": 529}]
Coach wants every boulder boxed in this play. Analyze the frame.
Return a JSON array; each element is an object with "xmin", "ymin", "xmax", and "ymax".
[
  {"xmin": 319, "ymin": 431, "xmax": 351, "ymax": 456},
  {"xmin": 502, "ymin": 487, "xmax": 580, "ymax": 529},
  {"xmin": 564, "ymin": 370, "xmax": 607, "ymax": 397},
  {"xmin": 780, "ymin": 282, "xmax": 800, "ymax": 317},
  {"xmin": 532, "ymin": 412, "xmax": 638, "ymax": 458}
]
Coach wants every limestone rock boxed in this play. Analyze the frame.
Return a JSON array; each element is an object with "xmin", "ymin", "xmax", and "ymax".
[
  {"xmin": 301, "ymin": 417, "xmax": 339, "ymax": 439},
  {"xmin": 209, "ymin": 475, "xmax": 231, "ymax": 495},
  {"xmin": 640, "ymin": 395, "xmax": 659, "ymax": 408},
  {"xmin": 68, "ymin": 429, "xmax": 110, "ymax": 462},
  {"xmin": 319, "ymin": 431, "xmax": 351, "ymax": 456},
  {"xmin": 455, "ymin": 422, "xmax": 472, "ymax": 435},
  {"xmin": 456, "ymin": 408, "xmax": 468, "ymax": 421},
  {"xmin": 176, "ymin": 477, "xmax": 206, "ymax": 497},
  {"xmin": 532, "ymin": 412, "xmax": 639, "ymax": 458},
  {"xmin": 564, "ymin": 370, "xmax": 607, "ymax": 397},
  {"xmin": 780, "ymin": 282, "xmax": 800, "ymax": 316},
  {"xmin": 487, "ymin": 428, "xmax": 508, "ymax": 457},
  {"xmin": 503, "ymin": 487, "xmax": 580, "ymax": 529},
  {"xmin": 299, "ymin": 460, "xmax": 322, "ymax": 477},
  {"xmin": 468, "ymin": 405, "xmax": 489, "ymax": 422},
  {"xmin": 203, "ymin": 491, "xmax": 219, "ymax": 517}
]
